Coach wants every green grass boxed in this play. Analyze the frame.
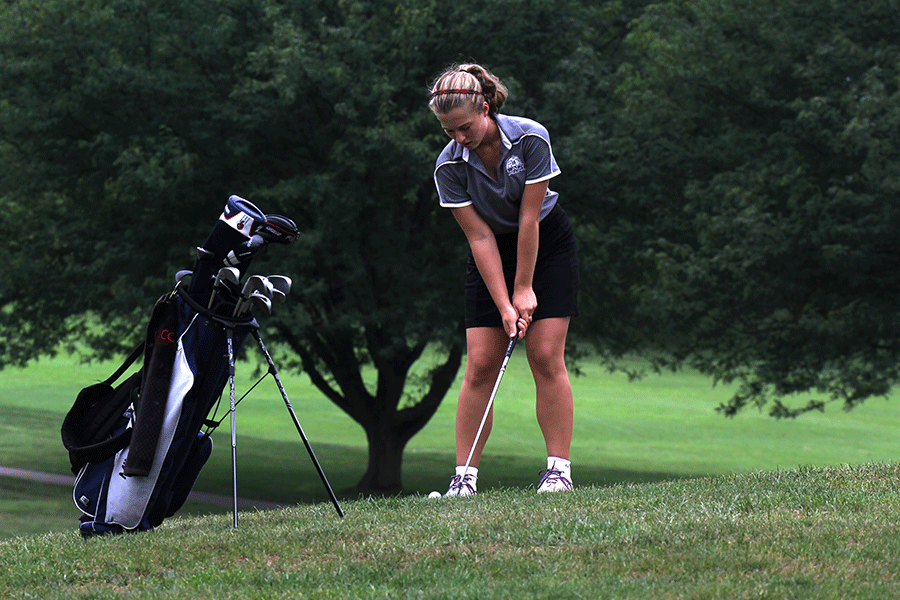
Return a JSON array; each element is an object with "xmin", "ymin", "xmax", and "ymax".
[
  {"xmin": 2, "ymin": 464, "xmax": 900, "ymax": 599},
  {"xmin": 3, "ymin": 349, "xmax": 900, "ymax": 540},
  {"xmin": 4, "ymin": 351, "xmax": 900, "ymax": 597}
]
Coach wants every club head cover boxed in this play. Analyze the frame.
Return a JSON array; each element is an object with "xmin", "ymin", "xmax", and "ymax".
[
  {"xmin": 189, "ymin": 196, "xmax": 266, "ymax": 295},
  {"xmin": 255, "ymin": 214, "xmax": 299, "ymax": 244},
  {"xmin": 224, "ymin": 234, "xmax": 266, "ymax": 276}
]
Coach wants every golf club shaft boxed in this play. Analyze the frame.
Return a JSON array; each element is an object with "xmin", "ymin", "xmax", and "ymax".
[{"xmin": 461, "ymin": 332, "xmax": 518, "ymax": 476}]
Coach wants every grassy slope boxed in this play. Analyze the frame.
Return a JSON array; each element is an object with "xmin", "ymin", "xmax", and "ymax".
[{"xmin": 2, "ymin": 464, "xmax": 899, "ymax": 600}]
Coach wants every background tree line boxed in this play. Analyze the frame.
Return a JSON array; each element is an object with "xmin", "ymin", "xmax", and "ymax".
[{"xmin": 1, "ymin": 0, "xmax": 897, "ymax": 494}]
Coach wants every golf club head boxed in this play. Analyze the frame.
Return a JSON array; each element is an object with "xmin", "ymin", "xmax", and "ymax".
[
  {"xmin": 217, "ymin": 266, "xmax": 241, "ymax": 286},
  {"xmin": 267, "ymin": 275, "xmax": 292, "ymax": 296},
  {"xmin": 248, "ymin": 291, "xmax": 272, "ymax": 316},
  {"xmin": 233, "ymin": 274, "xmax": 272, "ymax": 316},
  {"xmin": 246, "ymin": 275, "xmax": 274, "ymax": 300},
  {"xmin": 254, "ymin": 214, "xmax": 299, "ymax": 245},
  {"xmin": 208, "ymin": 266, "xmax": 243, "ymax": 309}
]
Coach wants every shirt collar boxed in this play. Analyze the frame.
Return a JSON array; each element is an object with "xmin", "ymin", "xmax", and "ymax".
[
  {"xmin": 497, "ymin": 117, "xmax": 512, "ymax": 150},
  {"xmin": 459, "ymin": 115, "xmax": 514, "ymax": 162}
]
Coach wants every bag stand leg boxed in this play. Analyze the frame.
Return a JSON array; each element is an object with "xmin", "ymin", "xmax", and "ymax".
[
  {"xmin": 251, "ymin": 329, "xmax": 345, "ymax": 519},
  {"xmin": 226, "ymin": 327, "xmax": 239, "ymax": 527},
  {"xmin": 219, "ymin": 319, "xmax": 344, "ymax": 525}
]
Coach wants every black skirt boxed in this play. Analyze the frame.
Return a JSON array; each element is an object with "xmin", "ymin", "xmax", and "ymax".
[{"xmin": 465, "ymin": 204, "xmax": 579, "ymax": 328}]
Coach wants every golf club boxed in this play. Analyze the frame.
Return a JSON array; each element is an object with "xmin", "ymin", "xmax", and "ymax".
[
  {"xmin": 232, "ymin": 275, "xmax": 273, "ymax": 317},
  {"xmin": 224, "ymin": 234, "xmax": 265, "ymax": 275},
  {"xmin": 254, "ymin": 214, "xmax": 299, "ymax": 245},
  {"xmin": 189, "ymin": 247, "xmax": 216, "ymax": 295},
  {"xmin": 190, "ymin": 196, "xmax": 266, "ymax": 296},
  {"xmin": 196, "ymin": 246, "xmax": 214, "ymax": 262},
  {"xmin": 208, "ymin": 267, "xmax": 241, "ymax": 309},
  {"xmin": 267, "ymin": 275, "xmax": 292, "ymax": 296},
  {"xmin": 247, "ymin": 291, "xmax": 272, "ymax": 316},
  {"xmin": 460, "ymin": 331, "xmax": 519, "ymax": 480},
  {"xmin": 248, "ymin": 275, "xmax": 275, "ymax": 311}
]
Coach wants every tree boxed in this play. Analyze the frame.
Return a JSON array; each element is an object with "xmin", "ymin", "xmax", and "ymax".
[
  {"xmin": 0, "ymin": 0, "xmax": 615, "ymax": 494},
  {"xmin": 213, "ymin": 0, "xmax": 615, "ymax": 493},
  {"xmin": 575, "ymin": 0, "xmax": 900, "ymax": 416},
  {"xmin": 0, "ymin": 0, "xmax": 286, "ymax": 362}
]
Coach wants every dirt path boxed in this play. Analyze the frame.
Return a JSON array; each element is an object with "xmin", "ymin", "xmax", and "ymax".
[{"xmin": 0, "ymin": 466, "xmax": 287, "ymax": 511}]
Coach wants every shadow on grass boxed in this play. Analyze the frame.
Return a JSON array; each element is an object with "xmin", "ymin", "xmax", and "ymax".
[
  {"xmin": 0, "ymin": 479, "xmax": 82, "ymax": 539},
  {"xmin": 1, "ymin": 403, "xmax": 693, "ymax": 539},
  {"xmin": 2, "ymin": 402, "xmax": 692, "ymax": 502},
  {"xmin": 193, "ymin": 434, "xmax": 692, "ymax": 505}
]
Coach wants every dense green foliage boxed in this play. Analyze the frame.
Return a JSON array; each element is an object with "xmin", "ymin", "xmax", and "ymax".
[
  {"xmin": 590, "ymin": 0, "xmax": 900, "ymax": 416},
  {"xmin": 2, "ymin": 0, "xmax": 899, "ymax": 492}
]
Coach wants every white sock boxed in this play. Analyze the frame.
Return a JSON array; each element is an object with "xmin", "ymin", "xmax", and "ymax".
[
  {"xmin": 456, "ymin": 465, "xmax": 478, "ymax": 479},
  {"xmin": 547, "ymin": 456, "xmax": 571, "ymax": 479}
]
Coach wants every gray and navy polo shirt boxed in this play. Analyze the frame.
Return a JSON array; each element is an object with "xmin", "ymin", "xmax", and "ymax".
[{"xmin": 433, "ymin": 114, "xmax": 561, "ymax": 235}]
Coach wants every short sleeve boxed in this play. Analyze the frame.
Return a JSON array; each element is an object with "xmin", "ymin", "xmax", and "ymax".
[
  {"xmin": 434, "ymin": 160, "xmax": 473, "ymax": 208},
  {"xmin": 521, "ymin": 133, "xmax": 561, "ymax": 185}
]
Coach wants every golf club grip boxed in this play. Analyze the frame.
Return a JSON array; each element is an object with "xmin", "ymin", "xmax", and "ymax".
[
  {"xmin": 494, "ymin": 334, "xmax": 517, "ymax": 388},
  {"xmin": 505, "ymin": 333, "xmax": 517, "ymax": 357}
]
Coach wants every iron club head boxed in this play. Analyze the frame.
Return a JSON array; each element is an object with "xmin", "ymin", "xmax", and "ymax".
[
  {"xmin": 209, "ymin": 266, "xmax": 242, "ymax": 309},
  {"xmin": 247, "ymin": 290, "xmax": 272, "ymax": 316},
  {"xmin": 267, "ymin": 275, "xmax": 292, "ymax": 296},
  {"xmin": 233, "ymin": 274, "xmax": 272, "ymax": 316}
]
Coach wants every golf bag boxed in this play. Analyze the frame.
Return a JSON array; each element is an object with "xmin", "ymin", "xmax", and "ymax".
[{"xmin": 61, "ymin": 196, "xmax": 298, "ymax": 537}]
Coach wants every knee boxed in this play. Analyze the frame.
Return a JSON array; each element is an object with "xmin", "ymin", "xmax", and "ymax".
[
  {"xmin": 531, "ymin": 358, "xmax": 567, "ymax": 383},
  {"xmin": 463, "ymin": 351, "xmax": 503, "ymax": 387},
  {"xmin": 527, "ymin": 344, "xmax": 567, "ymax": 382}
]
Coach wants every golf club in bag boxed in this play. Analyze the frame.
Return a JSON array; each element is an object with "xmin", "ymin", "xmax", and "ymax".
[{"xmin": 61, "ymin": 195, "xmax": 344, "ymax": 537}]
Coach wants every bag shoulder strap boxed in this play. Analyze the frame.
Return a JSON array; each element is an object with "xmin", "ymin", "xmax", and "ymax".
[{"xmin": 106, "ymin": 340, "xmax": 145, "ymax": 385}]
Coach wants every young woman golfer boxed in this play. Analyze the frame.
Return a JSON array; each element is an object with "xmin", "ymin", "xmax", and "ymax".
[{"xmin": 429, "ymin": 64, "xmax": 579, "ymax": 496}]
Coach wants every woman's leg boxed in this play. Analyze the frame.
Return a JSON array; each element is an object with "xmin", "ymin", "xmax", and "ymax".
[
  {"xmin": 455, "ymin": 326, "xmax": 511, "ymax": 467},
  {"xmin": 525, "ymin": 317, "xmax": 573, "ymax": 460}
]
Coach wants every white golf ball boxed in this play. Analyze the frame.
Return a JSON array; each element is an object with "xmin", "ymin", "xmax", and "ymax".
[{"xmin": 428, "ymin": 491, "xmax": 442, "ymax": 499}]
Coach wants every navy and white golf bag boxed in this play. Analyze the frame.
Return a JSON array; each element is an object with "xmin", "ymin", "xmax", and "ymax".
[{"xmin": 60, "ymin": 196, "xmax": 312, "ymax": 537}]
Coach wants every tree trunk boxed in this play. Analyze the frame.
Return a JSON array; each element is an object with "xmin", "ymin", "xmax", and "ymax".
[{"xmin": 355, "ymin": 425, "xmax": 409, "ymax": 496}]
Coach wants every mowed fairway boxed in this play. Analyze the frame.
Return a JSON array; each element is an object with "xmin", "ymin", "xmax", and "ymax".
[{"xmin": 2, "ymin": 346, "xmax": 899, "ymax": 539}]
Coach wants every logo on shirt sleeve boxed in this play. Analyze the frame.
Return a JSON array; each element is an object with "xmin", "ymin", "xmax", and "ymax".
[{"xmin": 505, "ymin": 156, "xmax": 525, "ymax": 177}]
